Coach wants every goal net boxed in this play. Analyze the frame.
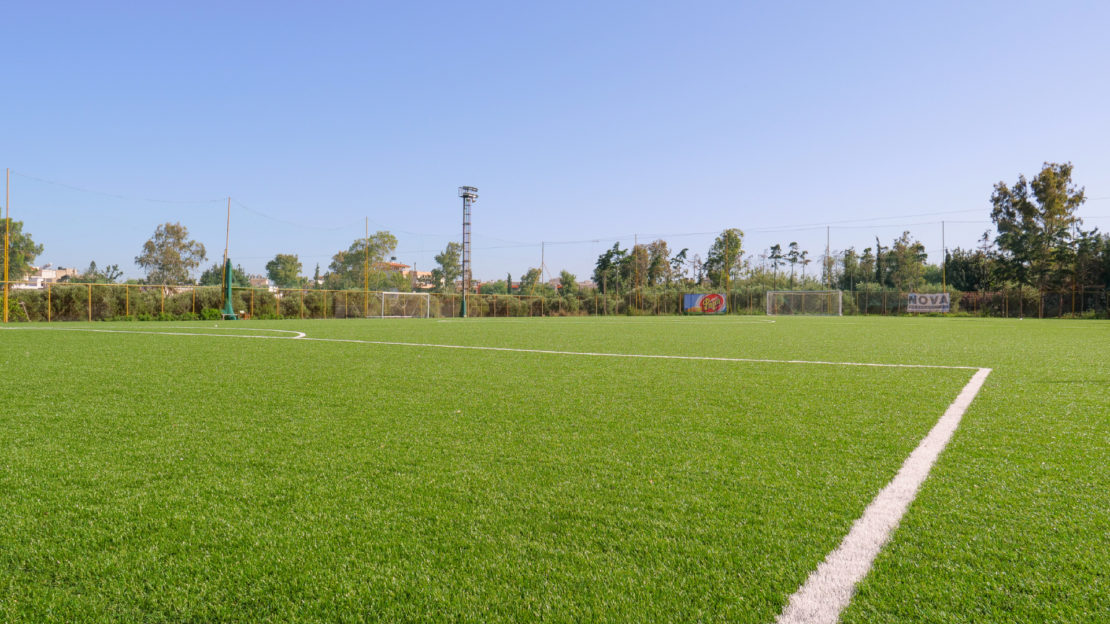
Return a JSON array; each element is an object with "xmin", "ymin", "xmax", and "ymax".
[
  {"xmin": 766, "ymin": 290, "xmax": 843, "ymax": 316},
  {"xmin": 359, "ymin": 291, "xmax": 431, "ymax": 318}
]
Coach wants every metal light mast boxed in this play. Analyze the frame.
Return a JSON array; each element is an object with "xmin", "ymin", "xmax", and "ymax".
[{"xmin": 458, "ymin": 186, "xmax": 478, "ymax": 317}]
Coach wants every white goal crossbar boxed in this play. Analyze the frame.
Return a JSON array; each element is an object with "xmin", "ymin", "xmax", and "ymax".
[{"xmin": 766, "ymin": 290, "xmax": 843, "ymax": 316}]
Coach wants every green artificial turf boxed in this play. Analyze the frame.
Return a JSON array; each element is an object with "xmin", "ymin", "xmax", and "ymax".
[{"xmin": 0, "ymin": 316, "xmax": 1106, "ymax": 622}]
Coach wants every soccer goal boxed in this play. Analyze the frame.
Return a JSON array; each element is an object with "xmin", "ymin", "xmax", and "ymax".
[
  {"xmin": 766, "ymin": 290, "xmax": 843, "ymax": 316},
  {"xmin": 369, "ymin": 291, "xmax": 431, "ymax": 318}
]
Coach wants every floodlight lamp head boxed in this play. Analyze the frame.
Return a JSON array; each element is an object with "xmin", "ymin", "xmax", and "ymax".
[{"xmin": 458, "ymin": 186, "xmax": 478, "ymax": 200}]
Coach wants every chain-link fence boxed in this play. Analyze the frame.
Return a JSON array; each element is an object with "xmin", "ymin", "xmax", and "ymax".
[{"xmin": 3, "ymin": 282, "xmax": 1107, "ymax": 322}]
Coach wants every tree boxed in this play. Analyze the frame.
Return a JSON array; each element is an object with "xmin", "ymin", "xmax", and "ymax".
[
  {"xmin": 519, "ymin": 267, "xmax": 543, "ymax": 293},
  {"xmin": 593, "ymin": 243, "xmax": 627, "ymax": 293},
  {"xmin": 991, "ymin": 162, "xmax": 1085, "ymax": 291},
  {"xmin": 506, "ymin": 272, "xmax": 513, "ymax": 294},
  {"xmin": 858, "ymin": 247, "xmax": 876, "ymax": 286},
  {"xmin": 946, "ymin": 233, "xmax": 999, "ymax": 292},
  {"xmin": 433, "ymin": 242, "xmax": 462, "ymax": 292},
  {"xmin": 625, "ymin": 244, "xmax": 650, "ymax": 290},
  {"xmin": 834, "ymin": 246, "xmax": 861, "ymax": 290},
  {"xmin": 646, "ymin": 239, "xmax": 670, "ymax": 286},
  {"xmin": 199, "ymin": 262, "xmax": 251, "ymax": 287},
  {"xmin": 670, "ymin": 248, "xmax": 689, "ymax": 284},
  {"xmin": 691, "ymin": 253, "xmax": 705, "ymax": 285},
  {"xmin": 769, "ymin": 244, "xmax": 784, "ymax": 288},
  {"xmin": 265, "ymin": 253, "xmax": 303, "ymax": 288},
  {"xmin": 2, "ymin": 220, "xmax": 44, "ymax": 282},
  {"xmin": 558, "ymin": 270, "xmax": 577, "ymax": 296},
  {"xmin": 1092, "ymin": 233, "xmax": 1110, "ymax": 288},
  {"xmin": 326, "ymin": 231, "xmax": 397, "ymax": 290},
  {"xmin": 874, "ymin": 237, "xmax": 889, "ymax": 286},
  {"xmin": 63, "ymin": 261, "xmax": 123, "ymax": 284},
  {"xmin": 1072, "ymin": 230, "xmax": 1110, "ymax": 289},
  {"xmin": 786, "ymin": 242, "xmax": 800, "ymax": 287},
  {"xmin": 704, "ymin": 228, "xmax": 744, "ymax": 289},
  {"xmin": 799, "ymin": 250, "xmax": 811, "ymax": 283},
  {"xmin": 822, "ymin": 250, "xmax": 837, "ymax": 289},
  {"xmin": 479, "ymin": 280, "xmax": 508, "ymax": 295},
  {"xmin": 887, "ymin": 231, "xmax": 927, "ymax": 291},
  {"xmin": 135, "ymin": 222, "xmax": 206, "ymax": 284}
]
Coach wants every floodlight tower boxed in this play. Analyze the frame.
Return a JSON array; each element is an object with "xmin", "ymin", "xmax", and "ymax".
[{"xmin": 458, "ymin": 186, "xmax": 477, "ymax": 317}]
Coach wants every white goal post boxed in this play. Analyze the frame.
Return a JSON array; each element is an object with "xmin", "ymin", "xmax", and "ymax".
[
  {"xmin": 368, "ymin": 291, "xmax": 431, "ymax": 318},
  {"xmin": 766, "ymin": 290, "xmax": 843, "ymax": 316}
]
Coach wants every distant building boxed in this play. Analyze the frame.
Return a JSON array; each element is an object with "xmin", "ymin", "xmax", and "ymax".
[
  {"xmin": 248, "ymin": 275, "xmax": 278, "ymax": 292},
  {"xmin": 402, "ymin": 269, "xmax": 433, "ymax": 291},
  {"xmin": 13, "ymin": 264, "xmax": 79, "ymax": 289},
  {"xmin": 374, "ymin": 261, "xmax": 410, "ymax": 273}
]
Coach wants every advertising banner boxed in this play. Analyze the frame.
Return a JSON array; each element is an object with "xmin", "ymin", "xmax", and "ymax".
[
  {"xmin": 684, "ymin": 293, "xmax": 727, "ymax": 315},
  {"xmin": 907, "ymin": 292, "xmax": 950, "ymax": 313}
]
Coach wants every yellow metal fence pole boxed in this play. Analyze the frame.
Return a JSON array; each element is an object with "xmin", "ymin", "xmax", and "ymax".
[
  {"xmin": 87, "ymin": 284, "xmax": 92, "ymax": 321},
  {"xmin": 4, "ymin": 168, "xmax": 9, "ymax": 324}
]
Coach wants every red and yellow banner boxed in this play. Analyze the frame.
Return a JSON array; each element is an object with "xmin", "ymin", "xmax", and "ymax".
[{"xmin": 684, "ymin": 293, "xmax": 727, "ymax": 315}]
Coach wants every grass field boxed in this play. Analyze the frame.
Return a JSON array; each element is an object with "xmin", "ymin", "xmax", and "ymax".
[{"xmin": 0, "ymin": 316, "xmax": 1106, "ymax": 622}]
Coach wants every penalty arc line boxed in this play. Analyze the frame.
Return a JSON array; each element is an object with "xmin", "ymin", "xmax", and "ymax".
[
  {"xmin": 0, "ymin": 326, "xmax": 308, "ymax": 339},
  {"xmin": 775, "ymin": 366, "xmax": 992, "ymax": 624}
]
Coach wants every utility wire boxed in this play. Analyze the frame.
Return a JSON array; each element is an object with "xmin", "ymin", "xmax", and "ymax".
[{"xmin": 13, "ymin": 170, "xmax": 224, "ymax": 205}]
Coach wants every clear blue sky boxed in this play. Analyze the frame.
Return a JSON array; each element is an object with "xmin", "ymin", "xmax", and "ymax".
[{"xmin": 5, "ymin": 1, "xmax": 1109, "ymax": 283}]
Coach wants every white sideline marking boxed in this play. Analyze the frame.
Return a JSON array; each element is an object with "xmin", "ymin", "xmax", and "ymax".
[
  {"xmin": 775, "ymin": 367, "xmax": 993, "ymax": 624},
  {"xmin": 436, "ymin": 318, "xmax": 777, "ymax": 324},
  {"xmin": 295, "ymin": 337, "xmax": 978, "ymax": 370},
  {"xmin": 5, "ymin": 323, "xmax": 991, "ymax": 619},
  {"xmin": 0, "ymin": 326, "xmax": 977, "ymax": 370}
]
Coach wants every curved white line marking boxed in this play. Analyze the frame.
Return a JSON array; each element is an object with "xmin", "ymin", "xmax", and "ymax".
[
  {"xmin": 776, "ymin": 367, "xmax": 993, "ymax": 624},
  {"xmin": 0, "ymin": 326, "xmax": 307, "ymax": 340}
]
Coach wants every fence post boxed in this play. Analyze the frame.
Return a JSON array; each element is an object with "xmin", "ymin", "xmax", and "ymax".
[
  {"xmin": 160, "ymin": 286, "xmax": 165, "ymax": 316},
  {"xmin": 87, "ymin": 284, "xmax": 92, "ymax": 321},
  {"xmin": 47, "ymin": 284, "xmax": 52, "ymax": 322}
]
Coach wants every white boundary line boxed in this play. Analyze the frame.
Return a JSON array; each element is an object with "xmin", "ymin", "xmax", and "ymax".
[
  {"xmin": 3, "ymin": 323, "xmax": 991, "ymax": 620},
  {"xmin": 1, "ymin": 326, "xmax": 977, "ymax": 371},
  {"xmin": 296, "ymin": 337, "xmax": 980, "ymax": 371},
  {"xmin": 776, "ymin": 366, "xmax": 992, "ymax": 624}
]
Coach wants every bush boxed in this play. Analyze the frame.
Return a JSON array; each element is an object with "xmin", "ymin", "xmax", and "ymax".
[{"xmin": 200, "ymin": 308, "xmax": 222, "ymax": 321}]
